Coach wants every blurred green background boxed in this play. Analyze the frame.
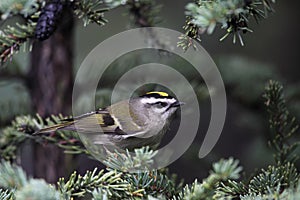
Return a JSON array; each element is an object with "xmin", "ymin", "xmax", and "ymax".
[{"xmin": 1, "ymin": 0, "xmax": 300, "ymax": 184}]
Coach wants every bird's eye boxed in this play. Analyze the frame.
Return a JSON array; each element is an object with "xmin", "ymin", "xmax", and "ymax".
[{"xmin": 156, "ymin": 102, "xmax": 168, "ymax": 108}]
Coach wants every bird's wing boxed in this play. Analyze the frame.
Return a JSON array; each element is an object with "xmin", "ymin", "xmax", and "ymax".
[
  {"xmin": 65, "ymin": 111, "xmax": 118, "ymax": 132},
  {"xmin": 60, "ymin": 109, "xmax": 109, "ymax": 122},
  {"xmin": 37, "ymin": 109, "xmax": 149, "ymax": 137},
  {"xmin": 37, "ymin": 109, "xmax": 112, "ymax": 134}
]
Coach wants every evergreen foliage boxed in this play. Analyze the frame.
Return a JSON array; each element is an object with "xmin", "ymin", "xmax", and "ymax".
[
  {"xmin": 0, "ymin": 0, "xmax": 278, "ymax": 64},
  {"xmin": 1, "ymin": 1, "xmax": 299, "ymax": 200},
  {"xmin": 73, "ymin": 0, "xmax": 109, "ymax": 27},
  {"xmin": 0, "ymin": 0, "xmax": 162, "ymax": 66},
  {"xmin": 0, "ymin": 189, "xmax": 13, "ymax": 200},
  {"xmin": 178, "ymin": 0, "xmax": 276, "ymax": 49},
  {"xmin": 0, "ymin": 148, "xmax": 180, "ymax": 199},
  {"xmin": 0, "ymin": 0, "xmax": 39, "ymax": 19},
  {"xmin": 263, "ymin": 80, "xmax": 300, "ymax": 164},
  {"xmin": 0, "ymin": 160, "xmax": 27, "ymax": 189},
  {"xmin": 14, "ymin": 179, "xmax": 60, "ymax": 200},
  {"xmin": 175, "ymin": 158, "xmax": 242, "ymax": 200},
  {"xmin": 214, "ymin": 81, "xmax": 300, "ymax": 200},
  {"xmin": 0, "ymin": 80, "xmax": 299, "ymax": 199},
  {"xmin": 0, "ymin": 153, "xmax": 245, "ymax": 199},
  {"xmin": 0, "ymin": 114, "xmax": 88, "ymax": 160},
  {"xmin": 58, "ymin": 169, "xmax": 130, "ymax": 199},
  {"xmin": 0, "ymin": 21, "xmax": 35, "ymax": 63},
  {"xmin": 0, "ymin": 0, "xmax": 110, "ymax": 65},
  {"xmin": 0, "ymin": 79, "xmax": 299, "ymax": 200},
  {"xmin": 103, "ymin": 147, "xmax": 157, "ymax": 172}
]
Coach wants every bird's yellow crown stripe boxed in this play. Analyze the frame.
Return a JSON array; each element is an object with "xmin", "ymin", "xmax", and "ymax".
[{"xmin": 146, "ymin": 91, "xmax": 169, "ymax": 97}]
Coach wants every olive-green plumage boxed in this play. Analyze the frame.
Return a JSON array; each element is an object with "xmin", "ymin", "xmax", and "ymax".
[{"xmin": 36, "ymin": 92, "xmax": 183, "ymax": 150}]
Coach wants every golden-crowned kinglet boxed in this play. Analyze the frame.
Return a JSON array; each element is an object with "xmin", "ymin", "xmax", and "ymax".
[{"xmin": 36, "ymin": 91, "xmax": 183, "ymax": 150}]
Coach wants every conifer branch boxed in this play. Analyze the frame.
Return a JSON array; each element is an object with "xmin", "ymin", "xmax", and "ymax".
[
  {"xmin": 0, "ymin": 160, "xmax": 28, "ymax": 189},
  {"xmin": 0, "ymin": 150, "xmax": 180, "ymax": 199},
  {"xmin": 0, "ymin": 0, "xmax": 41, "ymax": 65},
  {"xmin": 103, "ymin": 147, "xmax": 157, "ymax": 172},
  {"xmin": 249, "ymin": 162, "xmax": 298, "ymax": 194},
  {"xmin": 0, "ymin": 160, "xmax": 60, "ymax": 199},
  {"xmin": 57, "ymin": 147, "xmax": 181, "ymax": 199},
  {"xmin": 0, "ymin": 0, "xmax": 39, "ymax": 20},
  {"xmin": 58, "ymin": 169, "xmax": 130, "ymax": 199},
  {"xmin": 72, "ymin": 0, "xmax": 109, "ymax": 26},
  {"xmin": 215, "ymin": 80, "xmax": 300, "ymax": 199},
  {"xmin": 179, "ymin": 0, "xmax": 276, "ymax": 49},
  {"xmin": 174, "ymin": 158, "xmax": 242, "ymax": 199},
  {"xmin": 263, "ymin": 80, "xmax": 300, "ymax": 164},
  {"xmin": 215, "ymin": 162, "xmax": 299, "ymax": 199},
  {"xmin": 0, "ymin": 21, "xmax": 35, "ymax": 65},
  {"xmin": 127, "ymin": 169, "xmax": 181, "ymax": 199},
  {"xmin": 0, "ymin": 114, "xmax": 89, "ymax": 160},
  {"xmin": 0, "ymin": 189, "xmax": 13, "ymax": 200},
  {"xmin": 0, "ymin": 0, "xmax": 162, "ymax": 65},
  {"xmin": 0, "ymin": 0, "xmax": 111, "ymax": 65},
  {"xmin": 15, "ymin": 179, "xmax": 60, "ymax": 200}
]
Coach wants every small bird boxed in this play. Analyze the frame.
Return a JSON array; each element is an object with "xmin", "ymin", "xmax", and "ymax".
[{"xmin": 36, "ymin": 91, "xmax": 183, "ymax": 150}]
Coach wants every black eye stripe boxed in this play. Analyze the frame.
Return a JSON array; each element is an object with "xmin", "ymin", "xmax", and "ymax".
[
  {"xmin": 147, "ymin": 102, "xmax": 168, "ymax": 107},
  {"xmin": 158, "ymin": 102, "xmax": 168, "ymax": 107}
]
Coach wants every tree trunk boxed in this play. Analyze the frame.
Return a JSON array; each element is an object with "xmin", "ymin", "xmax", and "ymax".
[{"xmin": 27, "ymin": 8, "xmax": 74, "ymax": 183}]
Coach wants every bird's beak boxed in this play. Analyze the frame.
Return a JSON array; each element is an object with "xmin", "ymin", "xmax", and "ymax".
[{"xmin": 172, "ymin": 101, "xmax": 185, "ymax": 107}]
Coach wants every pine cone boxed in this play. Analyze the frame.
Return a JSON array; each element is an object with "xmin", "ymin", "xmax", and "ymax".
[{"xmin": 34, "ymin": 0, "xmax": 64, "ymax": 41}]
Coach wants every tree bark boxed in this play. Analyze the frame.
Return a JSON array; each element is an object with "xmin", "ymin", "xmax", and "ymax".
[{"xmin": 27, "ymin": 8, "xmax": 74, "ymax": 183}]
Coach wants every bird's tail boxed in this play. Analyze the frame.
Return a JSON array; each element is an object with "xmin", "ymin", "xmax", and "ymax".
[{"xmin": 35, "ymin": 121, "xmax": 74, "ymax": 134}]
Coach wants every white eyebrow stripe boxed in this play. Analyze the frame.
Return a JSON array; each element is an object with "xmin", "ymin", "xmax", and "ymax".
[{"xmin": 140, "ymin": 97, "xmax": 177, "ymax": 104}]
